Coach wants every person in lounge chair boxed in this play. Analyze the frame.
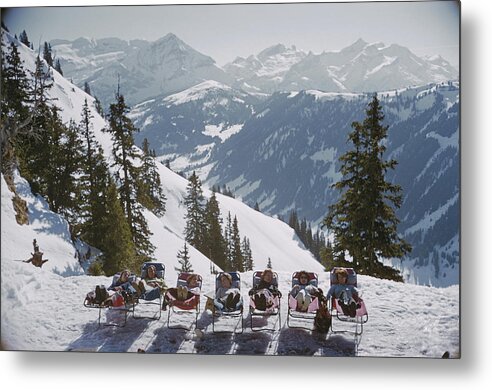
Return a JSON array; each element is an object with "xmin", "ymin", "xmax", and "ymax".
[
  {"xmin": 326, "ymin": 268, "xmax": 361, "ymax": 317},
  {"xmin": 166, "ymin": 273, "xmax": 201, "ymax": 302},
  {"xmin": 89, "ymin": 270, "xmax": 137, "ymax": 307},
  {"xmin": 289, "ymin": 270, "xmax": 322, "ymax": 312},
  {"xmin": 248, "ymin": 268, "xmax": 281, "ymax": 311},
  {"xmin": 135, "ymin": 265, "xmax": 166, "ymax": 301},
  {"xmin": 214, "ymin": 272, "xmax": 241, "ymax": 311}
]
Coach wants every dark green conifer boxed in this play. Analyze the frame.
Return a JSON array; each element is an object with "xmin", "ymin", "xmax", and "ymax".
[
  {"xmin": 175, "ymin": 242, "xmax": 193, "ymax": 273},
  {"xmin": 105, "ymin": 90, "xmax": 154, "ymax": 261},
  {"xmin": 324, "ymin": 95, "xmax": 411, "ymax": 281},
  {"xmin": 204, "ymin": 191, "xmax": 227, "ymax": 269},
  {"xmin": 183, "ymin": 171, "xmax": 207, "ymax": 253}
]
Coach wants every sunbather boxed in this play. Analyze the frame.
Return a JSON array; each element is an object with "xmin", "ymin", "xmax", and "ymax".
[
  {"xmin": 215, "ymin": 272, "xmax": 241, "ymax": 311},
  {"xmin": 135, "ymin": 265, "xmax": 165, "ymax": 301},
  {"xmin": 326, "ymin": 268, "xmax": 361, "ymax": 317},
  {"xmin": 166, "ymin": 273, "xmax": 201, "ymax": 302},
  {"xmin": 290, "ymin": 270, "xmax": 322, "ymax": 312},
  {"xmin": 248, "ymin": 268, "xmax": 281, "ymax": 310}
]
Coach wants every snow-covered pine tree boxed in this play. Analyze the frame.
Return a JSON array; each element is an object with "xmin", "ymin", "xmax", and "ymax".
[
  {"xmin": 175, "ymin": 242, "xmax": 193, "ymax": 273},
  {"xmin": 105, "ymin": 89, "xmax": 154, "ymax": 262},
  {"xmin": 184, "ymin": 171, "xmax": 207, "ymax": 254},
  {"xmin": 204, "ymin": 191, "xmax": 227, "ymax": 270},
  {"xmin": 324, "ymin": 95, "xmax": 410, "ymax": 281}
]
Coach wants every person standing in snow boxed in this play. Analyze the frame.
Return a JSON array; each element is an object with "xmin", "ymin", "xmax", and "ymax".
[
  {"xmin": 214, "ymin": 272, "xmax": 241, "ymax": 311},
  {"xmin": 24, "ymin": 239, "xmax": 49, "ymax": 268},
  {"xmin": 290, "ymin": 270, "xmax": 322, "ymax": 311},
  {"xmin": 248, "ymin": 268, "xmax": 281, "ymax": 311},
  {"xmin": 326, "ymin": 268, "xmax": 361, "ymax": 317}
]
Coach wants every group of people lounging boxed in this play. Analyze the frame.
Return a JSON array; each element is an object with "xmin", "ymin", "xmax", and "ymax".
[
  {"xmin": 86, "ymin": 266, "xmax": 362, "ymax": 318},
  {"xmin": 213, "ymin": 267, "xmax": 361, "ymax": 318},
  {"xmin": 86, "ymin": 265, "xmax": 166, "ymax": 307}
]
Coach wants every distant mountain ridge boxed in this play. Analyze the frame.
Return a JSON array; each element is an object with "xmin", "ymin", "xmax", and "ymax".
[
  {"xmin": 51, "ymin": 33, "xmax": 233, "ymax": 107},
  {"xmin": 51, "ymin": 35, "xmax": 458, "ymax": 107}
]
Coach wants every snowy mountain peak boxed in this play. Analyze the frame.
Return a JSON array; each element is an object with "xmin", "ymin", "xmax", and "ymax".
[
  {"xmin": 340, "ymin": 38, "xmax": 369, "ymax": 53},
  {"xmin": 163, "ymin": 80, "xmax": 233, "ymax": 105}
]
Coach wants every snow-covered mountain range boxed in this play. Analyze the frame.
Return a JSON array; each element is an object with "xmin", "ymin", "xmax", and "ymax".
[
  {"xmin": 51, "ymin": 35, "xmax": 458, "ymax": 108},
  {"xmin": 51, "ymin": 33, "xmax": 233, "ymax": 107}
]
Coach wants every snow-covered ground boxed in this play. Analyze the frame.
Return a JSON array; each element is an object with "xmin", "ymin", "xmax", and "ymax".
[{"xmin": 1, "ymin": 243, "xmax": 459, "ymax": 357}]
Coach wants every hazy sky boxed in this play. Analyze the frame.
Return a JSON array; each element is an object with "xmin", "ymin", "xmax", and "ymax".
[{"xmin": 1, "ymin": 1, "xmax": 460, "ymax": 67}]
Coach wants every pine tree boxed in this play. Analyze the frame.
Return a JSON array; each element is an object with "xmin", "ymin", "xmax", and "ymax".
[
  {"xmin": 19, "ymin": 30, "xmax": 30, "ymax": 47},
  {"xmin": 138, "ymin": 138, "xmax": 166, "ymax": 216},
  {"xmin": 105, "ymin": 90, "xmax": 154, "ymax": 260},
  {"xmin": 54, "ymin": 59, "xmax": 63, "ymax": 76},
  {"xmin": 184, "ymin": 171, "xmax": 207, "ymax": 253},
  {"xmin": 324, "ymin": 95, "xmax": 411, "ymax": 281},
  {"xmin": 241, "ymin": 237, "xmax": 254, "ymax": 271},
  {"xmin": 99, "ymin": 179, "xmax": 136, "ymax": 275},
  {"xmin": 16, "ymin": 55, "xmax": 53, "ymax": 195},
  {"xmin": 1, "ymin": 41, "xmax": 31, "ymax": 173},
  {"xmin": 224, "ymin": 212, "xmax": 233, "ymax": 270},
  {"xmin": 254, "ymin": 202, "xmax": 260, "ymax": 212},
  {"xmin": 46, "ymin": 117, "xmax": 84, "ymax": 227},
  {"xmin": 230, "ymin": 215, "xmax": 244, "ymax": 272},
  {"xmin": 94, "ymin": 96, "xmax": 104, "ymax": 116},
  {"xmin": 83, "ymin": 81, "xmax": 91, "ymax": 96},
  {"xmin": 175, "ymin": 242, "xmax": 193, "ymax": 273},
  {"xmin": 267, "ymin": 257, "xmax": 272, "ymax": 268},
  {"xmin": 204, "ymin": 191, "xmax": 227, "ymax": 270},
  {"xmin": 78, "ymin": 99, "xmax": 111, "ymax": 247},
  {"xmin": 43, "ymin": 42, "xmax": 53, "ymax": 67}
]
